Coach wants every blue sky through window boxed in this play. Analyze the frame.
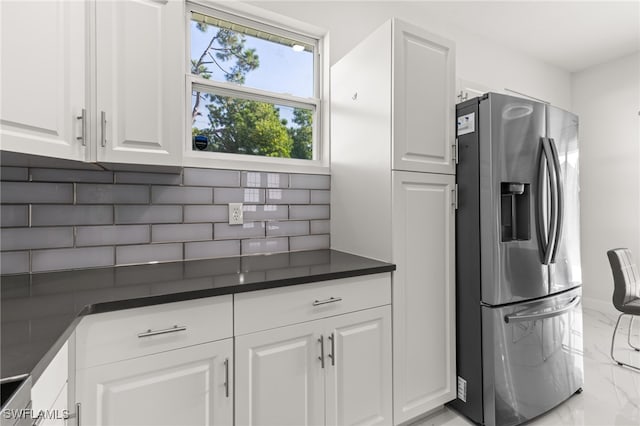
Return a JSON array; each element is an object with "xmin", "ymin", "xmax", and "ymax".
[{"xmin": 190, "ymin": 19, "xmax": 314, "ymax": 128}]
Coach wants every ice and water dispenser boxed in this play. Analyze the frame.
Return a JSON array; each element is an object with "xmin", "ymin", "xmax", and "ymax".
[{"xmin": 501, "ymin": 182, "xmax": 531, "ymax": 242}]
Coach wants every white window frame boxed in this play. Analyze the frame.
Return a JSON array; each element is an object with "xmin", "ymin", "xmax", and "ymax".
[{"xmin": 184, "ymin": 1, "xmax": 330, "ymax": 174}]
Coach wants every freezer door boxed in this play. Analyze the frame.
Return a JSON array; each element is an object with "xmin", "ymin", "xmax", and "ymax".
[
  {"xmin": 482, "ymin": 288, "xmax": 584, "ymax": 426},
  {"xmin": 547, "ymin": 106, "xmax": 582, "ymax": 293},
  {"xmin": 479, "ymin": 94, "xmax": 549, "ymax": 305}
]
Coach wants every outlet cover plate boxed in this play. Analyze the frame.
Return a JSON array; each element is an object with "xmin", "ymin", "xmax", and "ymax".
[{"xmin": 229, "ymin": 203, "xmax": 243, "ymax": 225}]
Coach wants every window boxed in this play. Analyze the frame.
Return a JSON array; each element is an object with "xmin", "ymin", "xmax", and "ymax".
[{"xmin": 187, "ymin": 4, "xmax": 322, "ymax": 165}]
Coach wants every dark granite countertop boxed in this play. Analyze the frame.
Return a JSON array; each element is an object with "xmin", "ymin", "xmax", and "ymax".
[{"xmin": 0, "ymin": 249, "xmax": 394, "ymax": 389}]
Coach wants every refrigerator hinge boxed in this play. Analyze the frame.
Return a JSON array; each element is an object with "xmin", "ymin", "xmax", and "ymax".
[
  {"xmin": 452, "ymin": 184, "xmax": 459, "ymax": 210},
  {"xmin": 452, "ymin": 138, "xmax": 459, "ymax": 164}
]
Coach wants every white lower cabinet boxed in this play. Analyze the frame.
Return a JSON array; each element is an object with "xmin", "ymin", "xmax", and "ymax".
[
  {"xmin": 235, "ymin": 320, "xmax": 325, "ymax": 426},
  {"xmin": 324, "ymin": 308, "xmax": 392, "ymax": 426},
  {"xmin": 31, "ymin": 342, "xmax": 69, "ymax": 426},
  {"xmin": 391, "ymin": 171, "xmax": 456, "ymax": 423},
  {"xmin": 235, "ymin": 306, "xmax": 392, "ymax": 426},
  {"xmin": 76, "ymin": 339, "xmax": 233, "ymax": 426}
]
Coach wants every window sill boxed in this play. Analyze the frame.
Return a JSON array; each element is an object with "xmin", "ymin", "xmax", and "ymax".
[{"xmin": 182, "ymin": 152, "xmax": 330, "ymax": 175}]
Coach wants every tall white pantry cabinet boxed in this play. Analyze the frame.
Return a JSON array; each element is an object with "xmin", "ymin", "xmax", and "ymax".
[{"xmin": 330, "ymin": 19, "xmax": 457, "ymax": 424}]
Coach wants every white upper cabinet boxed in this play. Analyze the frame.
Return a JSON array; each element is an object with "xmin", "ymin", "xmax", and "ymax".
[
  {"xmin": 393, "ymin": 20, "xmax": 455, "ymax": 174},
  {"xmin": 0, "ymin": 0, "xmax": 184, "ymax": 167},
  {"xmin": 0, "ymin": 0, "xmax": 87, "ymax": 161},
  {"xmin": 95, "ymin": 0, "xmax": 183, "ymax": 166},
  {"xmin": 331, "ymin": 19, "xmax": 455, "ymax": 177}
]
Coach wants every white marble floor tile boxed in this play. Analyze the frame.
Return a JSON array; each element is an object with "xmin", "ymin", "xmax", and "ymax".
[{"xmin": 410, "ymin": 306, "xmax": 640, "ymax": 426}]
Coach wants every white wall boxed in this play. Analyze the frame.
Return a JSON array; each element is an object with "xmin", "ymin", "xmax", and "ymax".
[
  {"xmin": 572, "ymin": 52, "xmax": 640, "ymax": 305},
  {"xmin": 248, "ymin": 0, "xmax": 572, "ymax": 109}
]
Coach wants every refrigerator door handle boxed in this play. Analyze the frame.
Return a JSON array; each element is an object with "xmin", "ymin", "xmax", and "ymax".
[
  {"xmin": 504, "ymin": 296, "xmax": 581, "ymax": 323},
  {"xmin": 537, "ymin": 138, "xmax": 558, "ymax": 265},
  {"xmin": 536, "ymin": 143, "xmax": 548, "ymax": 262},
  {"xmin": 548, "ymin": 138, "xmax": 564, "ymax": 264}
]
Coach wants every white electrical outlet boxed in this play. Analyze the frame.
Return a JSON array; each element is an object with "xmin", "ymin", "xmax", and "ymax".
[{"xmin": 229, "ymin": 203, "xmax": 243, "ymax": 225}]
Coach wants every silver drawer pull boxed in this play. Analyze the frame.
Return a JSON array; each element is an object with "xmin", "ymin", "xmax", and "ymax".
[
  {"xmin": 312, "ymin": 297, "xmax": 342, "ymax": 307},
  {"xmin": 137, "ymin": 325, "xmax": 187, "ymax": 338}
]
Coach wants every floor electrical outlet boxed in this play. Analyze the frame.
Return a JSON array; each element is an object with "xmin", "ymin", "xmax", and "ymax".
[{"xmin": 229, "ymin": 203, "xmax": 243, "ymax": 225}]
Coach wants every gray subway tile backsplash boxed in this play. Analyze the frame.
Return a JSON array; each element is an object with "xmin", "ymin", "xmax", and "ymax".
[
  {"xmin": 152, "ymin": 224, "xmax": 212, "ymax": 243},
  {"xmin": 266, "ymin": 221, "xmax": 310, "ymax": 237},
  {"xmin": 266, "ymin": 189, "xmax": 310, "ymax": 204},
  {"xmin": 184, "ymin": 168, "xmax": 240, "ymax": 187},
  {"xmin": 1, "ymin": 166, "xmax": 330, "ymax": 273},
  {"xmin": 214, "ymin": 188, "xmax": 265, "ymax": 204},
  {"xmin": 77, "ymin": 184, "xmax": 150, "ymax": 204},
  {"xmin": 243, "ymin": 205, "xmax": 288, "ymax": 221},
  {"xmin": 185, "ymin": 240, "xmax": 240, "ymax": 260},
  {"xmin": 1, "ymin": 167, "xmax": 29, "ymax": 181},
  {"xmin": 31, "ymin": 168, "xmax": 114, "ymax": 183},
  {"xmin": 242, "ymin": 237, "xmax": 289, "ymax": 255},
  {"xmin": 242, "ymin": 172, "xmax": 289, "ymax": 188},
  {"xmin": 310, "ymin": 220, "xmax": 330, "ymax": 235},
  {"xmin": 115, "ymin": 205, "xmax": 183, "ymax": 224},
  {"xmin": 184, "ymin": 205, "xmax": 228, "ymax": 223},
  {"xmin": 289, "ymin": 205, "xmax": 330, "ymax": 220},
  {"xmin": 115, "ymin": 243, "xmax": 182, "ymax": 265},
  {"xmin": 310, "ymin": 190, "xmax": 330, "ymax": 204},
  {"xmin": 115, "ymin": 171, "xmax": 182, "ymax": 185},
  {"xmin": 0, "ymin": 205, "xmax": 28, "ymax": 227},
  {"xmin": 214, "ymin": 222, "xmax": 265, "ymax": 240},
  {"xmin": 0, "ymin": 251, "xmax": 30, "ymax": 274},
  {"xmin": 152, "ymin": 186, "xmax": 213, "ymax": 204},
  {"xmin": 32, "ymin": 205, "xmax": 114, "ymax": 226},
  {"xmin": 32, "ymin": 246, "xmax": 115, "ymax": 272},
  {"xmin": 76, "ymin": 225, "xmax": 151, "ymax": 247},
  {"xmin": 1, "ymin": 227, "xmax": 74, "ymax": 251},
  {"xmin": 290, "ymin": 234, "xmax": 330, "ymax": 251},
  {"xmin": 290, "ymin": 174, "xmax": 330, "ymax": 189},
  {"xmin": 1, "ymin": 182, "xmax": 73, "ymax": 204}
]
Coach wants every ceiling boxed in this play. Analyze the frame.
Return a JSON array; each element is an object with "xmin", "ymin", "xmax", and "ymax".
[{"xmin": 416, "ymin": 1, "xmax": 640, "ymax": 72}]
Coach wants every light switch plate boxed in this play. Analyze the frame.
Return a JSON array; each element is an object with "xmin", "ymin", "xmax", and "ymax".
[{"xmin": 229, "ymin": 203, "xmax": 243, "ymax": 225}]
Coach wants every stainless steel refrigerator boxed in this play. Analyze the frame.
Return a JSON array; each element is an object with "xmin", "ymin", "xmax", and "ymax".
[{"xmin": 449, "ymin": 93, "xmax": 584, "ymax": 426}]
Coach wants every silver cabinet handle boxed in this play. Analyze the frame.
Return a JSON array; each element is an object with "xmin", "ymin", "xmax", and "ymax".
[
  {"xmin": 318, "ymin": 335, "xmax": 325, "ymax": 368},
  {"xmin": 312, "ymin": 297, "xmax": 342, "ymax": 307},
  {"xmin": 223, "ymin": 358, "xmax": 230, "ymax": 398},
  {"xmin": 100, "ymin": 111, "xmax": 107, "ymax": 147},
  {"xmin": 137, "ymin": 325, "xmax": 186, "ymax": 338},
  {"xmin": 64, "ymin": 402, "xmax": 80, "ymax": 426},
  {"xmin": 328, "ymin": 332, "xmax": 335, "ymax": 366},
  {"xmin": 76, "ymin": 109, "xmax": 86, "ymax": 146}
]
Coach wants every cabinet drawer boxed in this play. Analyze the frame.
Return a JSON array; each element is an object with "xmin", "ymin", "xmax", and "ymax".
[
  {"xmin": 76, "ymin": 295, "xmax": 231, "ymax": 369},
  {"xmin": 234, "ymin": 273, "xmax": 391, "ymax": 335}
]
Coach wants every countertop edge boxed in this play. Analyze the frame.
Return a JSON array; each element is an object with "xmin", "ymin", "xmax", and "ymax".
[{"xmin": 22, "ymin": 261, "xmax": 396, "ymax": 386}]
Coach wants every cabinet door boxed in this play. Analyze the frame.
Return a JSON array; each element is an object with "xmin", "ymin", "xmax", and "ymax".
[
  {"xmin": 392, "ymin": 171, "xmax": 456, "ymax": 423},
  {"xmin": 392, "ymin": 20, "xmax": 455, "ymax": 175},
  {"xmin": 95, "ymin": 0, "xmax": 183, "ymax": 166},
  {"xmin": 76, "ymin": 339, "xmax": 233, "ymax": 426},
  {"xmin": 235, "ymin": 321, "xmax": 324, "ymax": 426},
  {"xmin": 39, "ymin": 382, "xmax": 67, "ymax": 426},
  {"xmin": 0, "ymin": 0, "xmax": 86, "ymax": 161},
  {"xmin": 324, "ymin": 307, "xmax": 392, "ymax": 426}
]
